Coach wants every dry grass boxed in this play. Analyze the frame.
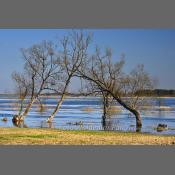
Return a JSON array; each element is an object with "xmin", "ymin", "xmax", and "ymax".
[
  {"xmin": 140, "ymin": 106, "xmax": 174, "ymax": 111},
  {"xmin": 82, "ymin": 107, "xmax": 94, "ymax": 112},
  {"xmin": 107, "ymin": 106, "xmax": 122, "ymax": 115},
  {"xmin": 37, "ymin": 104, "xmax": 47, "ymax": 113},
  {"xmin": 139, "ymin": 106, "xmax": 153, "ymax": 110},
  {"xmin": 0, "ymin": 127, "xmax": 175, "ymax": 145},
  {"xmin": 158, "ymin": 106, "xmax": 173, "ymax": 111}
]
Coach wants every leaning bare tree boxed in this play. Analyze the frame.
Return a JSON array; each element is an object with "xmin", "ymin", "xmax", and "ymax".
[
  {"xmin": 78, "ymin": 72, "xmax": 114, "ymax": 128},
  {"xmin": 12, "ymin": 41, "xmax": 62, "ymax": 123},
  {"xmin": 46, "ymin": 31, "xmax": 92, "ymax": 122},
  {"xmin": 12, "ymin": 31, "xmax": 154, "ymax": 131},
  {"xmin": 12, "ymin": 72, "xmax": 29, "ymax": 118},
  {"xmin": 75, "ymin": 47, "xmax": 154, "ymax": 130}
]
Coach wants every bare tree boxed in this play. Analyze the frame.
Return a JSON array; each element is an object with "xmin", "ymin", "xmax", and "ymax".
[
  {"xmin": 79, "ymin": 76, "xmax": 114, "ymax": 128},
  {"xmin": 12, "ymin": 72, "xmax": 29, "ymax": 118},
  {"xmin": 12, "ymin": 41, "xmax": 62, "ymax": 123},
  {"xmin": 75, "ymin": 47, "xmax": 154, "ymax": 130},
  {"xmin": 12, "ymin": 31, "xmax": 154, "ymax": 132},
  {"xmin": 121, "ymin": 64, "xmax": 154, "ymax": 110},
  {"xmin": 46, "ymin": 31, "xmax": 92, "ymax": 122}
]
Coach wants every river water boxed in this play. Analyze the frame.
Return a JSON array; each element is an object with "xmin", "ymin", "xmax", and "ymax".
[{"xmin": 0, "ymin": 95, "xmax": 175, "ymax": 135}]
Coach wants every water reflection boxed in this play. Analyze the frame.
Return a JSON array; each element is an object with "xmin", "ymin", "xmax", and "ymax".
[
  {"xmin": 102, "ymin": 118, "xmax": 113, "ymax": 131},
  {"xmin": 40, "ymin": 121, "xmax": 54, "ymax": 128},
  {"xmin": 102, "ymin": 115, "xmax": 121, "ymax": 131},
  {"xmin": 101, "ymin": 114, "xmax": 142, "ymax": 133},
  {"xmin": 136, "ymin": 126, "xmax": 142, "ymax": 132}
]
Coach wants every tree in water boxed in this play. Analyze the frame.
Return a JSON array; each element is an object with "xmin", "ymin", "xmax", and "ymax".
[
  {"xmin": 46, "ymin": 31, "xmax": 92, "ymax": 122},
  {"xmin": 12, "ymin": 31, "xmax": 155, "ymax": 132},
  {"xmin": 12, "ymin": 41, "xmax": 62, "ymax": 123},
  {"xmin": 76, "ymin": 47, "xmax": 154, "ymax": 131},
  {"xmin": 12, "ymin": 72, "xmax": 29, "ymax": 124}
]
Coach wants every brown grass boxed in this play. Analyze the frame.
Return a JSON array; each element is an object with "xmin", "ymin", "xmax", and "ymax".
[
  {"xmin": 0, "ymin": 128, "xmax": 175, "ymax": 145},
  {"xmin": 82, "ymin": 107, "xmax": 94, "ymax": 112},
  {"xmin": 140, "ymin": 106, "xmax": 174, "ymax": 111},
  {"xmin": 37, "ymin": 104, "xmax": 47, "ymax": 113},
  {"xmin": 158, "ymin": 106, "xmax": 173, "ymax": 111},
  {"xmin": 107, "ymin": 106, "xmax": 122, "ymax": 115}
]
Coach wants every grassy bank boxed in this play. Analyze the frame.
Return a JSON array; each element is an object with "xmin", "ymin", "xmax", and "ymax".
[{"xmin": 0, "ymin": 127, "xmax": 175, "ymax": 145}]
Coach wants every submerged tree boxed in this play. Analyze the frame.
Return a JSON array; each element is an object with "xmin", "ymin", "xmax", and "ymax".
[
  {"xmin": 12, "ymin": 41, "xmax": 62, "ymax": 123},
  {"xmin": 75, "ymin": 48, "xmax": 154, "ymax": 130},
  {"xmin": 12, "ymin": 72, "xmax": 29, "ymax": 118},
  {"xmin": 12, "ymin": 31, "xmax": 154, "ymax": 132},
  {"xmin": 78, "ymin": 75, "xmax": 114, "ymax": 129},
  {"xmin": 46, "ymin": 31, "xmax": 92, "ymax": 122}
]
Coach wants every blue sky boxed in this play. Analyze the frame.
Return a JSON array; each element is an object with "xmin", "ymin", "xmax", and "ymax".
[{"xmin": 0, "ymin": 29, "xmax": 175, "ymax": 93}]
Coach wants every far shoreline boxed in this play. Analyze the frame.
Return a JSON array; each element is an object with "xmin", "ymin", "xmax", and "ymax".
[{"xmin": 1, "ymin": 94, "xmax": 175, "ymax": 98}]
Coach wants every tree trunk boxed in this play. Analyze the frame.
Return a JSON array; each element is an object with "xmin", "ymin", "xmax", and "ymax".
[
  {"xmin": 102, "ymin": 92, "xmax": 110, "ymax": 116},
  {"xmin": 113, "ymin": 96, "xmax": 142, "ymax": 130},
  {"xmin": 130, "ymin": 108, "xmax": 142, "ymax": 128},
  {"xmin": 47, "ymin": 76, "xmax": 72, "ymax": 123},
  {"xmin": 19, "ymin": 98, "xmax": 35, "ymax": 120},
  {"xmin": 102, "ymin": 114, "xmax": 107, "ymax": 130},
  {"xmin": 12, "ymin": 98, "xmax": 35, "ymax": 124},
  {"xmin": 105, "ymin": 95, "xmax": 109, "ymax": 109},
  {"xmin": 18, "ymin": 100, "xmax": 23, "ymax": 116},
  {"xmin": 103, "ymin": 96, "xmax": 107, "ymax": 117},
  {"xmin": 75, "ymin": 73, "xmax": 142, "ymax": 131},
  {"xmin": 47, "ymin": 93, "xmax": 66, "ymax": 123}
]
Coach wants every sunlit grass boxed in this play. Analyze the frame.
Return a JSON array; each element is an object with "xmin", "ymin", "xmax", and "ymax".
[{"xmin": 0, "ymin": 127, "xmax": 175, "ymax": 145}]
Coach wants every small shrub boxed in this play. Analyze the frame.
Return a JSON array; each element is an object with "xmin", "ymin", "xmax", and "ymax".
[{"xmin": 1, "ymin": 117, "xmax": 8, "ymax": 122}]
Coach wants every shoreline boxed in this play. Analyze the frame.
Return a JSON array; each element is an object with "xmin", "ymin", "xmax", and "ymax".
[
  {"xmin": 0, "ymin": 127, "xmax": 175, "ymax": 145},
  {"xmin": 1, "ymin": 94, "xmax": 175, "ymax": 98}
]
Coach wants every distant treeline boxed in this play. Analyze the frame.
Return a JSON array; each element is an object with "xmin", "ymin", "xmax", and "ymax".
[
  {"xmin": 136, "ymin": 89, "xmax": 175, "ymax": 97},
  {"xmin": 42, "ymin": 89, "xmax": 175, "ymax": 97},
  {"xmin": 2, "ymin": 89, "xmax": 175, "ymax": 97}
]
